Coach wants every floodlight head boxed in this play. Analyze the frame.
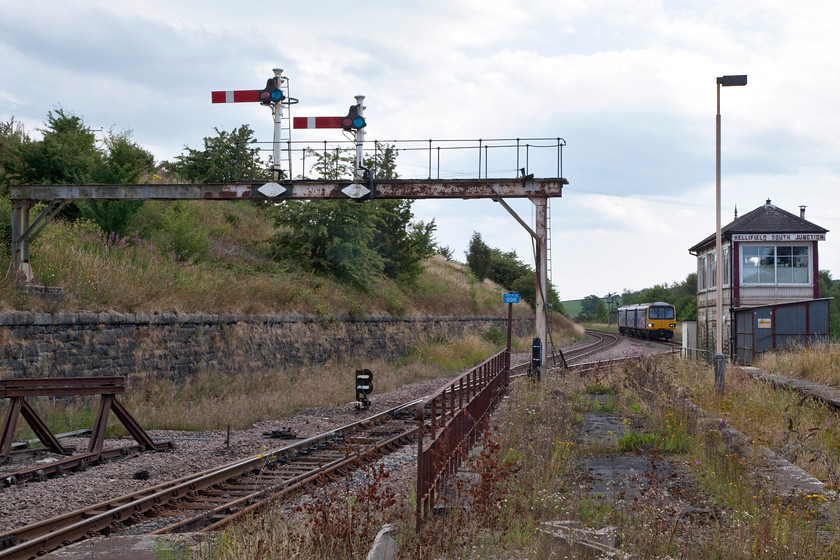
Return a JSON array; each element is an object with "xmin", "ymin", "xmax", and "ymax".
[
  {"xmin": 717, "ymin": 75, "xmax": 748, "ymax": 86},
  {"xmin": 273, "ymin": 68, "xmax": 284, "ymax": 77}
]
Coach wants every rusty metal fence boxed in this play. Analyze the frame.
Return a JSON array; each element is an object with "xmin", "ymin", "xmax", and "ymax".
[{"xmin": 415, "ymin": 351, "xmax": 509, "ymax": 530}]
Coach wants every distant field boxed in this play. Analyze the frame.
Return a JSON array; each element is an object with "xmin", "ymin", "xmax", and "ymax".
[
  {"xmin": 561, "ymin": 299, "xmax": 583, "ymax": 316},
  {"xmin": 561, "ymin": 297, "xmax": 622, "ymax": 318}
]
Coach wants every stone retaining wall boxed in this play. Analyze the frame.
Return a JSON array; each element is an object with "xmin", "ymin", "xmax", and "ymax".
[{"xmin": 0, "ymin": 312, "xmax": 534, "ymax": 380}]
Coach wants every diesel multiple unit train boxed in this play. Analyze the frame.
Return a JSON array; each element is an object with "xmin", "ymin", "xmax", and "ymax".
[{"xmin": 617, "ymin": 302, "xmax": 677, "ymax": 341}]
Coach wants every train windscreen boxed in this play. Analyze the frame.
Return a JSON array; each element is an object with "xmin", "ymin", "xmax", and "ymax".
[{"xmin": 649, "ymin": 306, "xmax": 675, "ymax": 320}]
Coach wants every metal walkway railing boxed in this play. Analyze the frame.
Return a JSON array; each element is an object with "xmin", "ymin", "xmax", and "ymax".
[{"xmin": 415, "ymin": 351, "xmax": 509, "ymax": 531}]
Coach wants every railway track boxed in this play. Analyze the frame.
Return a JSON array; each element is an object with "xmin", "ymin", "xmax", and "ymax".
[
  {"xmin": 0, "ymin": 401, "xmax": 420, "ymax": 559},
  {"xmin": 565, "ymin": 329, "xmax": 620, "ymax": 364}
]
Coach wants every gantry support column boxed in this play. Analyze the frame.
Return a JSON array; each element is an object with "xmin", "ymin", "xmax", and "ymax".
[
  {"xmin": 532, "ymin": 197, "xmax": 548, "ymax": 366},
  {"xmin": 9, "ymin": 200, "xmax": 34, "ymax": 283}
]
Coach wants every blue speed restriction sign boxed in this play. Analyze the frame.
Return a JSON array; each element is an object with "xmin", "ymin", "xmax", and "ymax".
[{"xmin": 503, "ymin": 292, "xmax": 520, "ymax": 304}]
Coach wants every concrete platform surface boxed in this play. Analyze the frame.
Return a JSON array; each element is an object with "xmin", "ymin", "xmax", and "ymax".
[{"xmin": 41, "ymin": 534, "xmax": 202, "ymax": 559}]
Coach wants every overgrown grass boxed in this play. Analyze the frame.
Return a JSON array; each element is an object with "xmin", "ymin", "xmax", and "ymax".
[
  {"xmin": 755, "ymin": 342, "xmax": 840, "ymax": 386},
  {"xmin": 673, "ymin": 349, "xmax": 840, "ymax": 490}
]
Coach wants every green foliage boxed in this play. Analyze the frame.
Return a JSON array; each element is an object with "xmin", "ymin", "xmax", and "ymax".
[
  {"xmin": 579, "ymin": 294, "xmax": 607, "ymax": 322},
  {"xmin": 74, "ymin": 130, "xmax": 155, "ymax": 236},
  {"xmin": 168, "ymin": 125, "xmax": 270, "ymax": 183},
  {"xmin": 818, "ymin": 270, "xmax": 840, "ymax": 339},
  {"xmin": 465, "ymin": 231, "xmax": 562, "ymax": 312},
  {"xmin": 90, "ymin": 129, "xmax": 155, "ymax": 183},
  {"xmin": 0, "ymin": 196, "xmax": 13, "ymax": 248},
  {"xmin": 138, "ymin": 201, "xmax": 210, "ymax": 262},
  {"xmin": 11, "ymin": 109, "xmax": 99, "ymax": 186},
  {"xmin": 271, "ymin": 200, "xmax": 384, "ymax": 289},
  {"xmin": 272, "ymin": 146, "xmax": 436, "ymax": 289},
  {"xmin": 466, "ymin": 232, "xmax": 493, "ymax": 281},
  {"xmin": 370, "ymin": 200, "xmax": 437, "ymax": 283},
  {"xmin": 0, "ymin": 117, "xmax": 27, "ymax": 196},
  {"xmin": 79, "ymin": 200, "xmax": 144, "ymax": 238},
  {"xmin": 3, "ymin": 111, "xmax": 154, "ymax": 233}
]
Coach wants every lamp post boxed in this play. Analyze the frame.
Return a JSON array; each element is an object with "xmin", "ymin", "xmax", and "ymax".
[{"xmin": 715, "ymin": 74, "xmax": 747, "ymax": 394}]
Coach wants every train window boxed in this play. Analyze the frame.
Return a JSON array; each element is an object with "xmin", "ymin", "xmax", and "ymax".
[{"xmin": 649, "ymin": 306, "xmax": 675, "ymax": 319}]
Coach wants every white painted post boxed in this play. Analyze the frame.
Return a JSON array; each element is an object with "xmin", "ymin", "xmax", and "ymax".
[
  {"xmin": 272, "ymin": 68, "xmax": 285, "ymax": 181},
  {"xmin": 354, "ymin": 95, "xmax": 366, "ymax": 181}
]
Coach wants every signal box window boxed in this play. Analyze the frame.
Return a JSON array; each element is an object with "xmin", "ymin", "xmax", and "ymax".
[{"xmin": 742, "ymin": 245, "xmax": 809, "ymax": 285}]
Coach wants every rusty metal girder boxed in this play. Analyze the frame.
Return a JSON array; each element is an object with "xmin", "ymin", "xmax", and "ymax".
[{"xmin": 11, "ymin": 177, "xmax": 565, "ymax": 202}]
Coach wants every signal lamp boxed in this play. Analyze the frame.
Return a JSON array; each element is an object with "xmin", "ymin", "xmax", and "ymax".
[
  {"xmin": 259, "ymin": 78, "xmax": 285, "ymax": 104},
  {"xmin": 341, "ymin": 105, "xmax": 366, "ymax": 131}
]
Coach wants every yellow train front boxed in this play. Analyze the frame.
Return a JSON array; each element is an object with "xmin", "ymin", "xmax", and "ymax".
[{"xmin": 617, "ymin": 302, "xmax": 676, "ymax": 341}]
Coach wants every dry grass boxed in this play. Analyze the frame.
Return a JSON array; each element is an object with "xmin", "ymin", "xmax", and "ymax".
[
  {"xmin": 755, "ymin": 342, "xmax": 840, "ymax": 387},
  {"xmin": 11, "ymin": 334, "xmax": 521, "ymax": 437},
  {"xmin": 673, "ymin": 353, "xmax": 840, "ymax": 490},
  {"xmin": 0, "ymin": 203, "xmax": 542, "ymax": 319}
]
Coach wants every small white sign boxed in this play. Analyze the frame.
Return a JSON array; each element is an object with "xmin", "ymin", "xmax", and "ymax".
[
  {"xmin": 257, "ymin": 182, "xmax": 286, "ymax": 198},
  {"xmin": 341, "ymin": 183, "xmax": 371, "ymax": 198}
]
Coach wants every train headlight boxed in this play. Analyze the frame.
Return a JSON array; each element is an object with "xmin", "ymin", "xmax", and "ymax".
[
  {"xmin": 669, "ymin": 323, "xmax": 676, "ymax": 328},
  {"xmin": 648, "ymin": 323, "xmax": 654, "ymax": 328}
]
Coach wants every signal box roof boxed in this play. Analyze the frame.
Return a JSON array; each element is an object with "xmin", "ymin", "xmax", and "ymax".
[{"xmin": 689, "ymin": 199, "xmax": 828, "ymax": 253}]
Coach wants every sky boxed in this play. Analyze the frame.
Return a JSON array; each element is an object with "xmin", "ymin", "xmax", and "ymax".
[{"xmin": 2, "ymin": 0, "xmax": 839, "ymax": 301}]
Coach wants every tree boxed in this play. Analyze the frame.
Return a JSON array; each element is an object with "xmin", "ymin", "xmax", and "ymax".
[
  {"xmin": 818, "ymin": 270, "xmax": 840, "ymax": 338},
  {"xmin": 465, "ymin": 231, "xmax": 563, "ymax": 312},
  {"xmin": 271, "ymin": 200, "xmax": 383, "ymax": 288},
  {"xmin": 91, "ymin": 129, "xmax": 155, "ymax": 184},
  {"xmin": 168, "ymin": 125, "xmax": 270, "ymax": 183},
  {"xmin": 8, "ymin": 110, "xmax": 156, "ymax": 233},
  {"xmin": 0, "ymin": 117, "xmax": 27, "ymax": 196},
  {"xmin": 466, "ymin": 232, "xmax": 493, "ymax": 281},
  {"xmin": 80, "ymin": 130, "xmax": 156, "ymax": 236},
  {"xmin": 271, "ymin": 145, "xmax": 436, "ymax": 288},
  {"xmin": 11, "ymin": 109, "xmax": 99, "ymax": 186},
  {"xmin": 579, "ymin": 295, "xmax": 607, "ymax": 323}
]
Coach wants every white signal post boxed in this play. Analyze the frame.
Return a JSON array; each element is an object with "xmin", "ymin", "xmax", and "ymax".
[
  {"xmin": 211, "ymin": 68, "xmax": 294, "ymax": 182},
  {"xmin": 354, "ymin": 95, "xmax": 365, "ymax": 182}
]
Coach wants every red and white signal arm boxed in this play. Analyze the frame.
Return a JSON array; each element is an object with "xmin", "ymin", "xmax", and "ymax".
[
  {"xmin": 211, "ymin": 90, "xmax": 261, "ymax": 103},
  {"xmin": 293, "ymin": 116, "xmax": 343, "ymax": 129}
]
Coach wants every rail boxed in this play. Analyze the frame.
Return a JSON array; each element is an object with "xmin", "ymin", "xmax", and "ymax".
[{"xmin": 415, "ymin": 350, "xmax": 509, "ymax": 530}]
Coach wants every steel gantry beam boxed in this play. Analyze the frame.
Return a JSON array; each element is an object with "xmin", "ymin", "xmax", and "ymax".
[{"xmin": 10, "ymin": 178, "xmax": 565, "ymax": 202}]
